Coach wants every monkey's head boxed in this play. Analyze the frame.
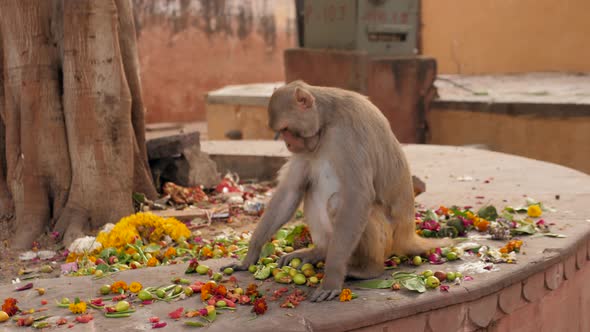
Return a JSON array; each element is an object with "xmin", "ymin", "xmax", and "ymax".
[{"xmin": 268, "ymin": 82, "xmax": 321, "ymax": 154}]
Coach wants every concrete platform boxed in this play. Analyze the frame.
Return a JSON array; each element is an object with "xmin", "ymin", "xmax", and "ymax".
[{"xmin": 1, "ymin": 145, "xmax": 589, "ymax": 331}]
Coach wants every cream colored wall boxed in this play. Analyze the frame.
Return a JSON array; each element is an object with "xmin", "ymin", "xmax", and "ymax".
[
  {"xmin": 426, "ymin": 109, "xmax": 590, "ymax": 174},
  {"xmin": 422, "ymin": 0, "xmax": 590, "ymax": 74}
]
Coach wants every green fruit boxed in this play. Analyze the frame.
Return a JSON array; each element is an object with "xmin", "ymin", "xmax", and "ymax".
[
  {"xmin": 422, "ymin": 270, "xmax": 434, "ymax": 278},
  {"xmin": 261, "ymin": 257, "xmax": 274, "ymax": 265},
  {"xmin": 446, "ymin": 272, "xmax": 457, "ymax": 282},
  {"xmin": 215, "ymin": 300, "xmax": 227, "ymax": 308},
  {"xmin": 455, "ymin": 272, "xmax": 463, "ymax": 279},
  {"xmin": 425, "ymin": 276, "xmax": 440, "ymax": 289},
  {"xmin": 289, "ymin": 268, "xmax": 298, "ymax": 278},
  {"xmin": 212, "ymin": 272, "xmax": 223, "ymax": 282},
  {"xmin": 272, "ymin": 268, "xmax": 281, "ymax": 277},
  {"xmin": 184, "ymin": 287, "xmax": 194, "ymax": 296},
  {"xmin": 293, "ymin": 274, "xmax": 306, "ymax": 285},
  {"xmin": 422, "ymin": 229, "xmax": 432, "ymax": 238},
  {"xmin": 248, "ymin": 265, "xmax": 258, "ymax": 273},
  {"xmin": 267, "ymin": 263, "xmax": 278, "ymax": 270},
  {"xmin": 303, "ymin": 268, "xmax": 316, "ymax": 277},
  {"xmin": 446, "ymin": 252, "xmax": 459, "ymax": 261},
  {"xmin": 196, "ymin": 265, "xmax": 210, "ymax": 275},
  {"xmin": 308, "ymin": 276, "xmax": 319, "ymax": 285},
  {"xmin": 434, "ymin": 271, "xmax": 447, "ymax": 281},
  {"xmin": 115, "ymin": 300, "xmax": 130, "ymax": 312},
  {"xmin": 284, "ymin": 246, "xmax": 294, "ymax": 253},
  {"xmin": 300, "ymin": 263, "xmax": 314, "ymax": 272},
  {"xmin": 274, "ymin": 272, "xmax": 292, "ymax": 284},
  {"xmin": 316, "ymin": 261, "xmax": 325, "ymax": 269},
  {"xmin": 173, "ymin": 285, "xmax": 183, "ymax": 295},
  {"xmin": 392, "ymin": 257, "xmax": 401, "ymax": 265},
  {"xmin": 412, "ymin": 256, "xmax": 423, "ymax": 266},
  {"xmin": 223, "ymin": 267, "xmax": 234, "ymax": 275},
  {"xmin": 132, "ymin": 253, "xmax": 141, "ymax": 261},
  {"xmin": 212, "ymin": 249, "xmax": 224, "ymax": 258},
  {"xmin": 254, "ymin": 266, "xmax": 272, "ymax": 280},
  {"xmin": 99, "ymin": 285, "xmax": 111, "ymax": 295},
  {"xmin": 156, "ymin": 289, "xmax": 166, "ymax": 298},
  {"xmin": 289, "ymin": 258, "xmax": 302, "ymax": 269},
  {"xmin": 138, "ymin": 290, "xmax": 153, "ymax": 301}
]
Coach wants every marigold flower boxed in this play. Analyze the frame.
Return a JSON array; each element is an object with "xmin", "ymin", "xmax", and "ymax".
[
  {"xmin": 129, "ymin": 282, "xmax": 142, "ymax": 293},
  {"xmin": 147, "ymin": 257, "xmax": 159, "ymax": 267},
  {"xmin": 164, "ymin": 247, "xmax": 177, "ymax": 259},
  {"xmin": 69, "ymin": 298, "xmax": 87, "ymax": 314},
  {"xmin": 110, "ymin": 281, "xmax": 128, "ymax": 294},
  {"xmin": 200, "ymin": 282, "xmax": 216, "ymax": 301},
  {"xmin": 339, "ymin": 288, "xmax": 352, "ymax": 302},
  {"xmin": 476, "ymin": 219, "xmax": 490, "ymax": 232},
  {"xmin": 245, "ymin": 284, "xmax": 259, "ymax": 297},
  {"xmin": 2, "ymin": 298, "xmax": 19, "ymax": 316},
  {"xmin": 252, "ymin": 297, "xmax": 268, "ymax": 315},
  {"xmin": 527, "ymin": 205, "xmax": 542, "ymax": 218}
]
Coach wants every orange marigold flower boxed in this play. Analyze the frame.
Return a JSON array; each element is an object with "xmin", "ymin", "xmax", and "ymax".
[
  {"xmin": 339, "ymin": 288, "xmax": 352, "ymax": 302},
  {"xmin": 215, "ymin": 284, "xmax": 227, "ymax": 297},
  {"xmin": 245, "ymin": 284, "xmax": 259, "ymax": 297},
  {"xmin": 110, "ymin": 281, "xmax": 128, "ymax": 294},
  {"xmin": 252, "ymin": 297, "xmax": 267, "ymax": 315},
  {"xmin": 129, "ymin": 282, "xmax": 142, "ymax": 293},
  {"xmin": 164, "ymin": 247, "xmax": 177, "ymax": 259},
  {"xmin": 146, "ymin": 257, "xmax": 159, "ymax": 267},
  {"xmin": 201, "ymin": 247, "xmax": 213, "ymax": 258},
  {"xmin": 200, "ymin": 282, "xmax": 216, "ymax": 301},
  {"xmin": 476, "ymin": 219, "xmax": 490, "ymax": 232},
  {"xmin": 2, "ymin": 298, "xmax": 19, "ymax": 316}
]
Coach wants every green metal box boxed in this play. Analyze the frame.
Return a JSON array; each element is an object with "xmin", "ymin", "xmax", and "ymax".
[{"xmin": 302, "ymin": 0, "xmax": 419, "ymax": 56}]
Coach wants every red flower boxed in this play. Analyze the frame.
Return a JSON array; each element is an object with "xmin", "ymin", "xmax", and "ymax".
[
  {"xmin": 152, "ymin": 322, "xmax": 167, "ymax": 329},
  {"xmin": 149, "ymin": 317, "xmax": 160, "ymax": 323},
  {"xmin": 75, "ymin": 314, "xmax": 94, "ymax": 323},
  {"xmin": 168, "ymin": 307, "xmax": 184, "ymax": 320},
  {"xmin": 2, "ymin": 298, "xmax": 19, "ymax": 316},
  {"xmin": 252, "ymin": 297, "xmax": 268, "ymax": 315}
]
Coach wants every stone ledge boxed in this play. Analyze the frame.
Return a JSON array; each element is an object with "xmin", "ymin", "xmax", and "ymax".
[{"xmin": 1, "ymin": 145, "xmax": 588, "ymax": 331}]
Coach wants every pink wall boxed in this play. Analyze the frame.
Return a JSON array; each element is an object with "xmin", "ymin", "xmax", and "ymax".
[{"xmin": 134, "ymin": 0, "xmax": 296, "ymax": 123}]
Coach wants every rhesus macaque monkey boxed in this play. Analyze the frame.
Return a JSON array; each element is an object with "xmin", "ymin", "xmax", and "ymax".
[{"xmin": 222, "ymin": 81, "xmax": 451, "ymax": 301}]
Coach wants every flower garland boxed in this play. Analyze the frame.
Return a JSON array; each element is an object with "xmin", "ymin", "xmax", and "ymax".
[{"xmin": 96, "ymin": 212, "xmax": 191, "ymax": 250}]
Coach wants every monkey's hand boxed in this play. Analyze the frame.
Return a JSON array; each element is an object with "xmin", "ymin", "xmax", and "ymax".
[
  {"xmin": 309, "ymin": 285, "xmax": 342, "ymax": 302},
  {"xmin": 277, "ymin": 247, "xmax": 324, "ymax": 267}
]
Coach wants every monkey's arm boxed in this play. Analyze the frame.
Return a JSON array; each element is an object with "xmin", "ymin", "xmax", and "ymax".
[{"xmin": 221, "ymin": 161, "xmax": 306, "ymax": 271}]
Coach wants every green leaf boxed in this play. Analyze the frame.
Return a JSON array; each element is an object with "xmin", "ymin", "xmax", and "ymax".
[
  {"xmin": 543, "ymin": 233, "xmax": 567, "ymax": 238},
  {"xmin": 284, "ymin": 225, "xmax": 305, "ymax": 245},
  {"xmin": 450, "ymin": 207, "xmax": 468, "ymax": 218},
  {"xmin": 355, "ymin": 279, "xmax": 395, "ymax": 289},
  {"xmin": 400, "ymin": 277, "xmax": 426, "ymax": 293},
  {"xmin": 274, "ymin": 229, "xmax": 289, "ymax": 240},
  {"xmin": 477, "ymin": 205, "xmax": 498, "ymax": 221},
  {"xmin": 253, "ymin": 266, "xmax": 271, "ymax": 280},
  {"xmin": 424, "ymin": 210, "xmax": 438, "ymax": 222},
  {"xmin": 96, "ymin": 264, "xmax": 109, "ymax": 272},
  {"xmin": 511, "ymin": 224, "xmax": 536, "ymax": 235},
  {"xmin": 143, "ymin": 244, "xmax": 162, "ymax": 253},
  {"xmin": 132, "ymin": 192, "xmax": 146, "ymax": 204},
  {"xmin": 260, "ymin": 243, "xmax": 276, "ymax": 258},
  {"xmin": 99, "ymin": 247, "xmax": 118, "ymax": 260}
]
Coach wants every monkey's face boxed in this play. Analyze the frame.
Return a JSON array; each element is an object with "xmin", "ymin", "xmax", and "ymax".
[{"xmin": 268, "ymin": 86, "xmax": 321, "ymax": 154}]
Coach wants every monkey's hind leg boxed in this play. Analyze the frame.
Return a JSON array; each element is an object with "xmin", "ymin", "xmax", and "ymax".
[
  {"xmin": 277, "ymin": 247, "xmax": 324, "ymax": 267},
  {"xmin": 347, "ymin": 207, "xmax": 389, "ymax": 279}
]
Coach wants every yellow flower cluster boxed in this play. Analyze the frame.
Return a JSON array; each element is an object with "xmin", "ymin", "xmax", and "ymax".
[
  {"xmin": 96, "ymin": 212, "xmax": 191, "ymax": 249},
  {"xmin": 69, "ymin": 301, "xmax": 87, "ymax": 314}
]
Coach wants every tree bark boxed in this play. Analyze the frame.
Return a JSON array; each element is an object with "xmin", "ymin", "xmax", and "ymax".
[{"xmin": 0, "ymin": 0, "xmax": 156, "ymax": 248}]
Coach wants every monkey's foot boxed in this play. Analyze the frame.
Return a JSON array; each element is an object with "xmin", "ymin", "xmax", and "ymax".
[
  {"xmin": 277, "ymin": 247, "xmax": 324, "ymax": 267},
  {"xmin": 310, "ymin": 286, "xmax": 341, "ymax": 302},
  {"xmin": 220, "ymin": 261, "xmax": 250, "ymax": 272}
]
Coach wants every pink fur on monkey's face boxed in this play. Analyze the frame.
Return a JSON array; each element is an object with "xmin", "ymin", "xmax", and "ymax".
[{"xmin": 280, "ymin": 129, "xmax": 307, "ymax": 153}]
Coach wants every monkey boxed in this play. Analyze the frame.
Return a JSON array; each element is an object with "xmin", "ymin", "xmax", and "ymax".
[{"xmin": 222, "ymin": 80, "xmax": 451, "ymax": 302}]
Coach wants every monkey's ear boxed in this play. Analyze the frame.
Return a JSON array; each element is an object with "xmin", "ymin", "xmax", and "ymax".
[{"xmin": 294, "ymin": 87, "xmax": 315, "ymax": 110}]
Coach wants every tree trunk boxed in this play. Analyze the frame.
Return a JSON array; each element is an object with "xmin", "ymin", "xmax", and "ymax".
[{"xmin": 0, "ymin": 0, "xmax": 157, "ymax": 249}]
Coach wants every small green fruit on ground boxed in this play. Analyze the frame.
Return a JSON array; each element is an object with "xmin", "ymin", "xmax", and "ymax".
[
  {"xmin": 446, "ymin": 252, "xmax": 459, "ymax": 261},
  {"xmin": 196, "ymin": 265, "xmax": 210, "ymax": 275},
  {"xmin": 289, "ymin": 258, "xmax": 302, "ymax": 269},
  {"xmin": 293, "ymin": 274, "xmax": 307, "ymax": 285},
  {"xmin": 248, "ymin": 265, "xmax": 257, "ymax": 273},
  {"xmin": 99, "ymin": 285, "xmax": 111, "ymax": 295},
  {"xmin": 223, "ymin": 267, "xmax": 234, "ymax": 275},
  {"xmin": 446, "ymin": 272, "xmax": 457, "ymax": 282},
  {"xmin": 412, "ymin": 256, "xmax": 422, "ymax": 266},
  {"xmin": 425, "ymin": 276, "xmax": 440, "ymax": 289},
  {"xmin": 422, "ymin": 270, "xmax": 434, "ymax": 278}
]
